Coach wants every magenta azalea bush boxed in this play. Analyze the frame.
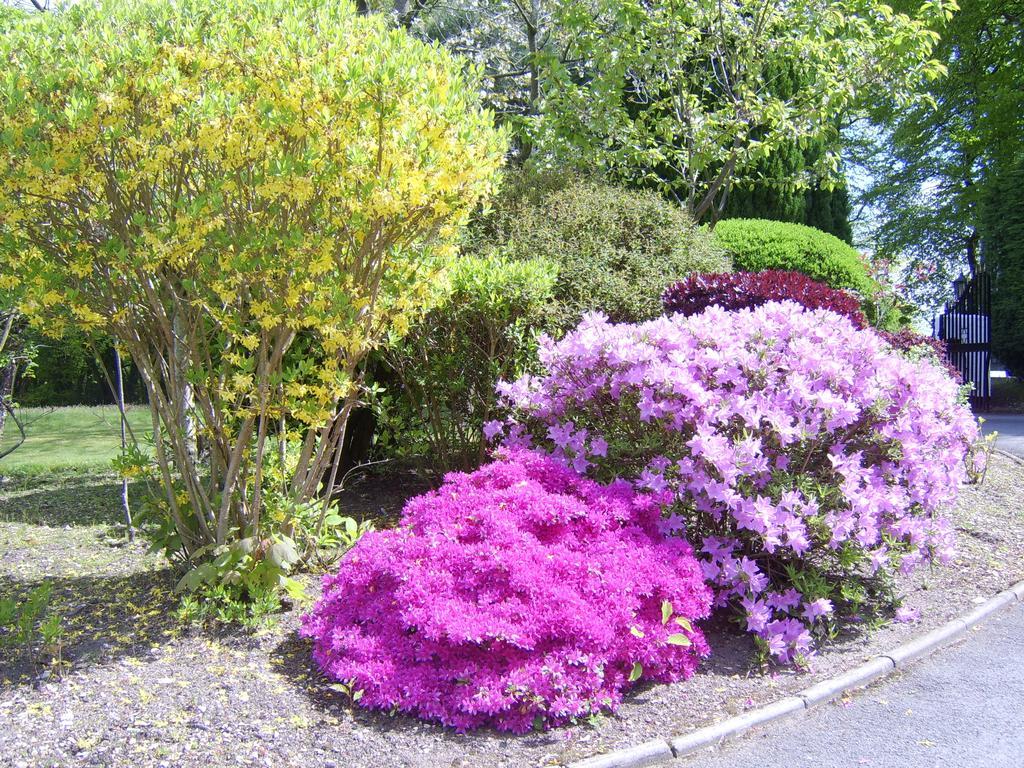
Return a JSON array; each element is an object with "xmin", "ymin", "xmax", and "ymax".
[
  {"xmin": 492, "ymin": 302, "xmax": 979, "ymax": 663},
  {"xmin": 301, "ymin": 450, "xmax": 711, "ymax": 732}
]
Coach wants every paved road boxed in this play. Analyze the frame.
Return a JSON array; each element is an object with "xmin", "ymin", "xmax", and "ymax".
[
  {"xmin": 679, "ymin": 602, "xmax": 1024, "ymax": 768},
  {"xmin": 979, "ymin": 413, "xmax": 1024, "ymax": 459}
]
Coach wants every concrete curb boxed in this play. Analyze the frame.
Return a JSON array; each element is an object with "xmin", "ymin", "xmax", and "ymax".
[
  {"xmin": 993, "ymin": 448, "xmax": 1024, "ymax": 467},
  {"xmin": 571, "ymin": 739, "xmax": 674, "ymax": 768},
  {"xmin": 797, "ymin": 656, "xmax": 894, "ymax": 708},
  {"xmin": 882, "ymin": 618, "xmax": 968, "ymax": 668},
  {"xmin": 667, "ymin": 696, "xmax": 805, "ymax": 756},
  {"xmin": 567, "ymin": 577, "xmax": 1024, "ymax": 768}
]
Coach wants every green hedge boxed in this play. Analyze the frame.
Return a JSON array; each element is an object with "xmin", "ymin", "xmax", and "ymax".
[
  {"xmin": 379, "ymin": 254, "xmax": 558, "ymax": 475},
  {"xmin": 469, "ymin": 173, "xmax": 729, "ymax": 328},
  {"xmin": 712, "ymin": 218, "xmax": 874, "ymax": 294}
]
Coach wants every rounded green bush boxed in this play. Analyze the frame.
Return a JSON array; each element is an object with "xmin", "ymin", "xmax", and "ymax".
[
  {"xmin": 381, "ymin": 253, "xmax": 558, "ymax": 475},
  {"xmin": 713, "ymin": 219, "xmax": 874, "ymax": 294},
  {"xmin": 469, "ymin": 173, "xmax": 729, "ymax": 328}
]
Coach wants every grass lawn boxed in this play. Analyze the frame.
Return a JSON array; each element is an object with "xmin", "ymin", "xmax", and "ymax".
[{"xmin": 0, "ymin": 405, "xmax": 153, "ymax": 475}]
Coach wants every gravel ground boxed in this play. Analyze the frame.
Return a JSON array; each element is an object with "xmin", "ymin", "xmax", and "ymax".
[{"xmin": 1, "ymin": 453, "xmax": 1022, "ymax": 768}]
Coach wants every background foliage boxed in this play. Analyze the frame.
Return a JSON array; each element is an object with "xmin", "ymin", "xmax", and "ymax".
[
  {"xmin": 380, "ymin": 253, "xmax": 557, "ymax": 475},
  {"xmin": 981, "ymin": 157, "xmax": 1024, "ymax": 375},
  {"xmin": 853, "ymin": 0, "xmax": 1023, "ymax": 312},
  {"xmin": 469, "ymin": 173, "xmax": 729, "ymax": 328},
  {"xmin": 404, "ymin": 1, "xmax": 952, "ymax": 220}
]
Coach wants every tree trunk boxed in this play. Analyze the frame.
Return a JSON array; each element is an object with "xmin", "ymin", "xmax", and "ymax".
[
  {"xmin": 0, "ymin": 361, "xmax": 15, "ymax": 442},
  {"xmin": 113, "ymin": 344, "xmax": 134, "ymax": 541},
  {"xmin": 172, "ymin": 310, "xmax": 198, "ymax": 464},
  {"xmin": 966, "ymin": 229, "xmax": 980, "ymax": 276}
]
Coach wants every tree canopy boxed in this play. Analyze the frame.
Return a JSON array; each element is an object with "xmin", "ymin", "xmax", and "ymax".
[
  {"xmin": 853, "ymin": 0, "xmax": 1024, "ymax": 310},
  {"xmin": 398, "ymin": 0, "xmax": 955, "ymax": 221}
]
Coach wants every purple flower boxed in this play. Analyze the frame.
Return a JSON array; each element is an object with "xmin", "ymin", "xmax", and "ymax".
[
  {"xmin": 741, "ymin": 597, "xmax": 771, "ymax": 633},
  {"xmin": 498, "ymin": 302, "xmax": 979, "ymax": 663},
  {"xmin": 802, "ymin": 598, "xmax": 834, "ymax": 623},
  {"xmin": 894, "ymin": 606, "xmax": 920, "ymax": 624}
]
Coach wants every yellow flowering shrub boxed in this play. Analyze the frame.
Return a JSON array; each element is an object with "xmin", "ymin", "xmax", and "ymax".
[{"xmin": 0, "ymin": 0, "xmax": 506, "ymax": 557}]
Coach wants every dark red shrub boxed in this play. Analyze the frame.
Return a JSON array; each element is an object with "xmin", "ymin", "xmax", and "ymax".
[{"xmin": 662, "ymin": 270, "xmax": 867, "ymax": 328}]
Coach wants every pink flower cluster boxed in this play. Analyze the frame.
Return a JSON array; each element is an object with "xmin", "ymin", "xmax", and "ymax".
[
  {"xmin": 494, "ymin": 302, "xmax": 978, "ymax": 663},
  {"xmin": 301, "ymin": 450, "xmax": 711, "ymax": 733},
  {"xmin": 877, "ymin": 327, "xmax": 960, "ymax": 383}
]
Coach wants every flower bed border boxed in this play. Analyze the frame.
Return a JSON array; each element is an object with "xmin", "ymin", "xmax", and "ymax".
[{"xmin": 571, "ymin": 575, "xmax": 1024, "ymax": 768}]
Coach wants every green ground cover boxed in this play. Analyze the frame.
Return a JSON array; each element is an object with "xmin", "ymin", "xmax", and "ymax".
[
  {"xmin": 0, "ymin": 405, "xmax": 152, "ymax": 475},
  {"xmin": 992, "ymin": 377, "xmax": 1024, "ymax": 412}
]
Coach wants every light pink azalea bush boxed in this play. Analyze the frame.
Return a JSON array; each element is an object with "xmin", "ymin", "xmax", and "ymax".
[
  {"xmin": 491, "ymin": 301, "xmax": 979, "ymax": 663},
  {"xmin": 301, "ymin": 450, "xmax": 711, "ymax": 732}
]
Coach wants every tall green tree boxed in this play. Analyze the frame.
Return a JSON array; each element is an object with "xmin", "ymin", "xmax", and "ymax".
[
  {"xmin": 716, "ymin": 60, "xmax": 853, "ymax": 241},
  {"xmin": 982, "ymin": 158, "xmax": 1024, "ymax": 375},
  {"xmin": 400, "ymin": 1, "xmax": 953, "ymax": 222},
  {"xmin": 854, "ymin": 0, "xmax": 1023, "ymax": 310},
  {"xmin": 721, "ymin": 149, "xmax": 854, "ymax": 243}
]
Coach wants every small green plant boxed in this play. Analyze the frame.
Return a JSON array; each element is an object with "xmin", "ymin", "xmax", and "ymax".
[
  {"xmin": 313, "ymin": 510, "xmax": 374, "ymax": 554},
  {"xmin": 327, "ymin": 678, "xmax": 366, "ymax": 709},
  {"xmin": 39, "ymin": 613, "xmax": 64, "ymax": 662},
  {"xmin": 171, "ymin": 532, "xmax": 304, "ymax": 628},
  {"xmin": 966, "ymin": 423, "xmax": 998, "ymax": 485},
  {"xmin": 153, "ymin": 479, "xmax": 372, "ymax": 627},
  {"xmin": 176, "ymin": 584, "xmax": 281, "ymax": 630},
  {"xmin": 0, "ymin": 583, "xmax": 51, "ymax": 646},
  {"xmin": 0, "ymin": 582, "xmax": 64, "ymax": 668}
]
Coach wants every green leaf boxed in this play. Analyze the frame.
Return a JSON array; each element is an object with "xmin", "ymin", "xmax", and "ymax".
[
  {"xmin": 282, "ymin": 576, "xmax": 307, "ymax": 601},
  {"xmin": 235, "ymin": 537, "xmax": 256, "ymax": 554},
  {"xmin": 175, "ymin": 563, "xmax": 211, "ymax": 593},
  {"xmin": 267, "ymin": 537, "xmax": 299, "ymax": 570},
  {"xmin": 628, "ymin": 662, "xmax": 643, "ymax": 682}
]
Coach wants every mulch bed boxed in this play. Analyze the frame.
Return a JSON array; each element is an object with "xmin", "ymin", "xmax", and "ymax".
[{"xmin": 2, "ymin": 454, "xmax": 1023, "ymax": 768}]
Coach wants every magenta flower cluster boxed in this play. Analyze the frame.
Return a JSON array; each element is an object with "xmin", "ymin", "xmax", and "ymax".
[
  {"xmin": 493, "ymin": 302, "xmax": 978, "ymax": 663},
  {"xmin": 301, "ymin": 449, "xmax": 711, "ymax": 733}
]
